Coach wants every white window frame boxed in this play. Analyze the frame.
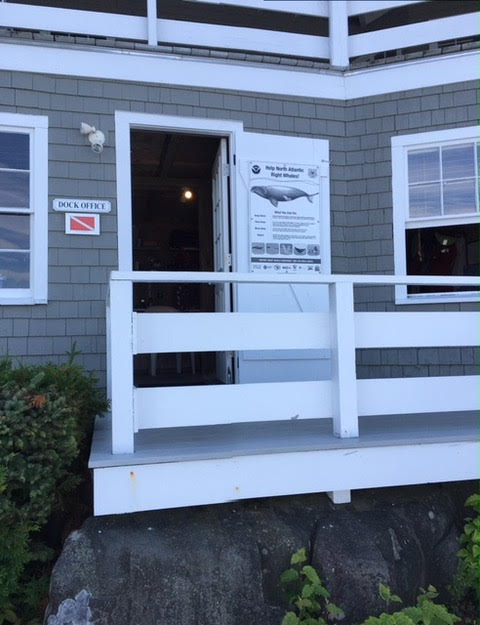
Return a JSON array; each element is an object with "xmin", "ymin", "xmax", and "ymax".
[
  {"xmin": 0, "ymin": 113, "xmax": 48, "ymax": 305},
  {"xmin": 392, "ymin": 126, "xmax": 480, "ymax": 305}
]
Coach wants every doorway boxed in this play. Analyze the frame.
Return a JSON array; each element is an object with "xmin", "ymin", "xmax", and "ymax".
[{"xmin": 130, "ymin": 129, "xmax": 232, "ymax": 386}]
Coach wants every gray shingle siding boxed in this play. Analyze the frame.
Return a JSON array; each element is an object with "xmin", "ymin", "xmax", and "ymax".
[{"xmin": 0, "ymin": 70, "xmax": 477, "ymax": 384}]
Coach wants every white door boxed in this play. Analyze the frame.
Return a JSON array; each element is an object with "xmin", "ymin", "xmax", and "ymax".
[
  {"xmin": 234, "ymin": 131, "xmax": 331, "ymax": 383},
  {"xmin": 212, "ymin": 138, "xmax": 233, "ymax": 383}
]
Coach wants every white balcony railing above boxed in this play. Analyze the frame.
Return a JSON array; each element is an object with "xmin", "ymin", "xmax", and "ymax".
[
  {"xmin": 0, "ymin": 1, "xmax": 478, "ymax": 68},
  {"xmin": 107, "ymin": 271, "xmax": 480, "ymax": 455}
]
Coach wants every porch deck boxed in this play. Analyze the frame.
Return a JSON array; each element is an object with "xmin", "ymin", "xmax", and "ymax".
[
  {"xmin": 90, "ymin": 410, "xmax": 478, "ymax": 516},
  {"xmin": 90, "ymin": 411, "xmax": 478, "ymax": 468},
  {"xmin": 91, "ymin": 271, "xmax": 480, "ymax": 516}
]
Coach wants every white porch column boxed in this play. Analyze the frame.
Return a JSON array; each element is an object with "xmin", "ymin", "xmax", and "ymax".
[
  {"xmin": 110, "ymin": 278, "xmax": 135, "ymax": 453},
  {"xmin": 329, "ymin": 281, "xmax": 359, "ymax": 438},
  {"xmin": 147, "ymin": 0, "xmax": 158, "ymax": 46},
  {"xmin": 328, "ymin": 1, "xmax": 349, "ymax": 68}
]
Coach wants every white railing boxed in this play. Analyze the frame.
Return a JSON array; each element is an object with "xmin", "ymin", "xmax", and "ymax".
[
  {"xmin": 0, "ymin": 1, "xmax": 477, "ymax": 67},
  {"xmin": 107, "ymin": 271, "xmax": 480, "ymax": 454}
]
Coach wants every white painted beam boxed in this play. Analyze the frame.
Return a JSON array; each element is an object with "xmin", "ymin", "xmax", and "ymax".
[
  {"xmin": 347, "ymin": 0, "xmax": 425, "ymax": 16},
  {"xmin": 134, "ymin": 311, "xmax": 330, "ymax": 353},
  {"xmin": 185, "ymin": 0, "xmax": 329, "ymax": 17},
  {"xmin": 146, "ymin": 0, "xmax": 158, "ymax": 46},
  {"xmin": 350, "ymin": 13, "xmax": 480, "ymax": 58},
  {"xmin": 329, "ymin": 282, "xmax": 359, "ymax": 438},
  {"xmin": 135, "ymin": 380, "xmax": 333, "ymax": 428},
  {"xmin": 0, "ymin": 2, "xmax": 146, "ymax": 40},
  {"xmin": 93, "ymin": 440, "xmax": 479, "ymax": 514},
  {"xmin": 358, "ymin": 376, "xmax": 480, "ymax": 416},
  {"xmin": 109, "ymin": 280, "xmax": 135, "ymax": 454},
  {"xmin": 111, "ymin": 270, "xmax": 480, "ymax": 288},
  {"xmin": 355, "ymin": 312, "xmax": 479, "ymax": 348},
  {"xmin": 157, "ymin": 18, "xmax": 329, "ymax": 59},
  {"xmin": 0, "ymin": 42, "xmax": 477, "ymax": 100},
  {"xmin": 329, "ymin": 0, "xmax": 350, "ymax": 68},
  {"xmin": 327, "ymin": 490, "xmax": 351, "ymax": 504}
]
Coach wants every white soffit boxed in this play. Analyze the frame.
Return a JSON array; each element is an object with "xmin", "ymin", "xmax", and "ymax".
[{"xmin": 0, "ymin": 42, "xmax": 477, "ymax": 101}]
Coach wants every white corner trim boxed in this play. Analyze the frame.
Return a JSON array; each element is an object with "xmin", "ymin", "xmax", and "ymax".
[{"xmin": 0, "ymin": 41, "xmax": 478, "ymax": 100}]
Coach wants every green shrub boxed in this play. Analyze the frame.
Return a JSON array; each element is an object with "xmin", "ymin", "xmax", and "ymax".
[
  {"xmin": 359, "ymin": 584, "xmax": 461, "ymax": 625},
  {"xmin": 449, "ymin": 494, "xmax": 479, "ymax": 624},
  {"xmin": 280, "ymin": 547, "xmax": 345, "ymax": 625},
  {"xmin": 280, "ymin": 550, "xmax": 462, "ymax": 625},
  {"xmin": 0, "ymin": 357, "xmax": 108, "ymax": 621}
]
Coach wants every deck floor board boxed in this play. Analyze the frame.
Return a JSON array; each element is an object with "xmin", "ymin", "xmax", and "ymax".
[{"xmin": 89, "ymin": 411, "xmax": 478, "ymax": 468}]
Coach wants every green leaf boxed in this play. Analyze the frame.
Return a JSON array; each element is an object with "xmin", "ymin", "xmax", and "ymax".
[
  {"xmin": 291, "ymin": 547, "xmax": 308, "ymax": 565},
  {"xmin": 379, "ymin": 583, "xmax": 392, "ymax": 601},
  {"xmin": 327, "ymin": 603, "xmax": 345, "ymax": 619},
  {"xmin": 3, "ymin": 608, "xmax": 19, "ymax": 624},
  {"xmin": 379, "ymin": 583, "xmax": 402, "ymax": 604},
  {"xmin": 302, "ymin": 565, "xmax": 321, "ymax": 585},
  {"xmin": 281, "ymin": 568, "xmax": 300, "ymax": 584},
  {"xmin": 281, "ymin": 612, "xmax": 300, "ymax": 625}
]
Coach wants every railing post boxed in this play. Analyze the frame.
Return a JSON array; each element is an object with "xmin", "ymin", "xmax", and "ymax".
[
  {"xmin": 328, "ymin": 0, "xmax": 349, "ymax": 68},
  {"xmin": 110, "ymin": 278, "xmax": 135, "ymax": 453},
  {"xmin": 329, "ymin": 280, "xmax": 359, "ymax": 437},
  {"xmin": 146, "ymin": 0, "xmax": 157, "ymax": 46},
  {"xmin": 105, "ymin": 291, "xmax": 111, "ymax": 402}
]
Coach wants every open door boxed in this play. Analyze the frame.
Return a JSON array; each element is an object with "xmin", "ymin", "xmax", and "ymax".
[{"xmin": 212, "ymin": 138, "xmax": 234, "ymax": 383}]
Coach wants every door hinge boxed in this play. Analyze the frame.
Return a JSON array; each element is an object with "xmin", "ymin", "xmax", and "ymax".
[
  {"xmin": 222, "ymin": 163, "xmax": 230, "ymax": 177},
  {"xmin": 225, "ymin": 253, "xmax": 232, "ymax": 268}
]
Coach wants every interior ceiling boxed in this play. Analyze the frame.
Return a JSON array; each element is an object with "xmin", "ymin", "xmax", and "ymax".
[{"xmin": 131, "ymin": 130, "xmax": 220, "ymax": 180}]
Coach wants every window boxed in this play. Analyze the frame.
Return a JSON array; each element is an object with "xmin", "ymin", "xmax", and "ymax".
[
  {"xmin": 392, "ymin": 127, "xmax": 479, "ymax": 303},
  {"xmin": 0, "ymin": 114, "xmax": 48, "ymax": 304}
]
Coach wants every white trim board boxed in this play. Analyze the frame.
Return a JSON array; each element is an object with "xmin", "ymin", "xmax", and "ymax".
[
  {"xmin": 115, "ymin": 112, "xmax": 243, "ymax": 272},
  {"xmin": 0, "ymin": 41, "xmax": 477, "ymax": 101},
  {"xmin": 92, "ymin": 440, "xmax": 478, "ymax": 515}
]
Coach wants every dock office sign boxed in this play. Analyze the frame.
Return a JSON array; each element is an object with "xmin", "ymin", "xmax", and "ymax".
[
  {"xmin": 248, "ymin": 161, "xmax": 322, "ymax": 274},
  {"xmin": 53, "ymin": 198, "xmax": 111, "ymax": 213},
  {"xmin": 53, "ymin": 197, "xmax": 110, "ymax": 236}
]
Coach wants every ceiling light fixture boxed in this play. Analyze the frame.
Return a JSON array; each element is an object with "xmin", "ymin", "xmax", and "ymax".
[{"xmin": 182, "ymin": 188, "xmax": 193, "ymax": 201}]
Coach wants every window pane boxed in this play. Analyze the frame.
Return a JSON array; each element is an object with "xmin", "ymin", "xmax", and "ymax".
[
  {"xmin": 0, "ymin": 171, "xmax": 29, "ymax": 208},
  {"xmin": 0, "ymin": 251, "xmax": 29, "ymax": 288},
  {"xmin": 0, "ymin": 132, "xmax": 29, "ymax": 170},
  {"xmin": 443, "ymin": 179, "xmax": 477, "ymax": 215},
  {"xmin": 406, "ymin": 223, "xmax": 479, "ymax": 295},
  {"xmin": 442, "ymin": 143, "xmax": 475, "ymax": 180},
  {"xmin": 0, "ymin": 214, "xmax": 29, "ymax": 249},
  {"xmin": 409, "ymin": 183, "xmax": 441, "ymax": 218},
  {"xmin": 408, "ymin": 148, "xmax": 440, "ymax": 184}
]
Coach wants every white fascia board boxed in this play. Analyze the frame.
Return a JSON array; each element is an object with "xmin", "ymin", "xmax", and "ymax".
[
  {"xmin": 0, "ymin": 41, "xmax": 345, "ymax": 100},
  {"xmin": 345, "ymin": 50, "xmax": 479, "ymax": 99},
  {"xmin": 0, "ymin": 41, "xmax": 478, "ymax": 101}
]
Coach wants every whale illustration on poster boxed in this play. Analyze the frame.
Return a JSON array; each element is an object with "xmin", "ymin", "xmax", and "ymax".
[
  {"xmin": 248, "ymin": 161, "xmax": 322, "ymax": 274},
  {"xmin": 251, "ymin": 185, "xmax": 319, "ymax": 207}
]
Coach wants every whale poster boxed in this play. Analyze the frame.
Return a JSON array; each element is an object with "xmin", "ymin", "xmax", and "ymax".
[{"xmin": 248, "ymin": 160, "xmax": 321, "ymax": 274}]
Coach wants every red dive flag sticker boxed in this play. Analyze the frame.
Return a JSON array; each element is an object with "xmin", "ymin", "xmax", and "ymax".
[{"xmin": 65, "ymin": 213, "xmax": 100, "ymax": 235}]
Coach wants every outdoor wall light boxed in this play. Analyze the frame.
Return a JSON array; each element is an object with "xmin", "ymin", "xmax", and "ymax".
[
  {"xmin": 181, "ymin": 188, "xmax": 194, "ymax": 202},
  {"xmin": 80, "ymin": 122, "xmax": 106, "ymax": 154}
]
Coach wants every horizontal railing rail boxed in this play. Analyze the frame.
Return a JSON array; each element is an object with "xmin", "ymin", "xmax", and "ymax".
[
  {"xmin": 1, "ymin": 1, "xmax": 477, "ymax": 67},
  {"xmin": 107, "ymin": 272, "xmax": 479, "ymax": 454}
]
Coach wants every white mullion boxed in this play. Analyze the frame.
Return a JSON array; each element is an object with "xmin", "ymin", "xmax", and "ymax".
[
  {"xmin": 0, "ymin": 167, "xmax": 30, "ymax": 174},
  {"xmin": 0, "ymin": 249, "xmax": 30, "ymax": 253},
  {"xmin": 0, "ymin": 207, "xmax": 32, "ymax": 213}
]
